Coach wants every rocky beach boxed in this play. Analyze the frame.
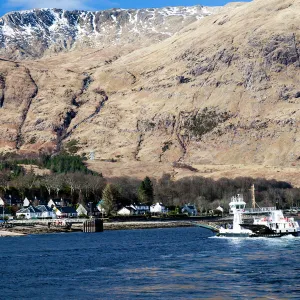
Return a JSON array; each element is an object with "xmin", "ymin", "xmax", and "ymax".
[
  {"xmin": 0, "ymin": 230, "xmax": 25, "ymax": 237},
  {"xmin": 0, "ymin": 220, "xmax": 199, "ymax": 236}
]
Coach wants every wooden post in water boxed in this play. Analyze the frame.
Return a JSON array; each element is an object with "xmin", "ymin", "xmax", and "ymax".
[{"xmin": 83, "ymin": 219, "xmax": 103, "ymax": 233}]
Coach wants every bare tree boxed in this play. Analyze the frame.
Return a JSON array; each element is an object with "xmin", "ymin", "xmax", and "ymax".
[
  {"xmin": 40, "ymin": 175, "xmax": 53, "ymax": 197},
  {"xmin": 51, "ymin": 174, "xmax": 64, "ymax": 198}
]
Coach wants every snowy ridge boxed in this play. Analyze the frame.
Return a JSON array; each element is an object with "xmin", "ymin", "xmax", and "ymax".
[{"xmin": 0, "ymin": 6, "xmax": 217, "ymax": 58}]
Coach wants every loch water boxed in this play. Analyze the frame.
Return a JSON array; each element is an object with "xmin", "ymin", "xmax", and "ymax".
[{"xmin": 0, "ymin": 227, "xmax": 299, "ymax": 299}]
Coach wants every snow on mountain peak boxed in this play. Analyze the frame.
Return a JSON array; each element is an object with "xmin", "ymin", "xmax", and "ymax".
[{"xmin": 0, "ymin": 6, "xmax": 218, "ymax": 59}]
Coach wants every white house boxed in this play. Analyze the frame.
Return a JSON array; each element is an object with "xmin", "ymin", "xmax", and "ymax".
[
  {"xmin": 150, "ymin": 203, "xmax": 167, "ymax": 214},
  {"xmin": 216, "ymin": 206, "xmax": 224, "ymax": 213},
  {"xmin": 130, "ymin": 204, "xmax": 150, "ymax": 215},
  {"xmin": 117, "ymin": 207, "xmax": 136, "ymax": 216},
  {"xmin": 16, "ymin": 206, "xmax": 42, "ymax": 219},
  {"xmin": 36, "ymin": 205, "xmax": 56, "ymax": 219},
  {"xmin": 23, "ymin": 197, "xmax": 30, "ymax": 208},
  {"xmin": 48, "ymin": 199, "xmax": 63, "ymax": 208},
  {"xmin": 181, "ymin": 204, "xmax": 197, "ymax": 216},
  {"xmin": 76, "ymin": 204, "xmax": 88, "ymax": 216}
]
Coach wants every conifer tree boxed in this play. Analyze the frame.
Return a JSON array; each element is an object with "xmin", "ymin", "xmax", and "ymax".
[
  {"xmin": 102, "ymin": 184, "xmax": 119, "ymax": 215},
  {"xmin": 138, "ymin": 177, "xmax": 154, "ymax": 205}
]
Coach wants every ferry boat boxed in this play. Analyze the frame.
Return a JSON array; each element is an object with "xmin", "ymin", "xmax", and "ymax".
[
  {"xmin": 217, "ymin": 194, "xmax": 253, "ymax": 237},
  {"xmin": 242, "ymin": 210, "xmax": 300, "ymax": 237},
  {"xmin": 217, "ymin": 186, "xmax": 300, "ymax": 238}
]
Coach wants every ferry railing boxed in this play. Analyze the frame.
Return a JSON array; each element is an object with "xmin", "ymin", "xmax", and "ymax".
[
  {"xmin": 229, "ymin": 207, "xmax": 277, "ymax": 215},
  {"xmin": 243, "ymin": 207, "xmax": 276, "ymax": 214}
]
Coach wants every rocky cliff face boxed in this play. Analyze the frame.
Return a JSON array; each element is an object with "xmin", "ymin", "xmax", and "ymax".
[
  {"xmin": 1, "ymin": 0, "xmax": 300, "ymax": 182},
  {"xmin": 0, "ymin": 6, "xmax": 217, "ymax": 59}
]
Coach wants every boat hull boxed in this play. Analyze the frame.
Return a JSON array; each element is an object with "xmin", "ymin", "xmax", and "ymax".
[
  {"xmin": 217, "ymin": 231, "xmax": 299, "ymax": 238},
  {"xmin": 250, "ymin": 231, "xmax": 299, "ymax": 238},
  {"xmin": 241, "ymin": 223, "xmax": 300, "ymax": 238},
  {"xmin": 217, "ymin": 232, "xmax": 250, "ymax": 237}
]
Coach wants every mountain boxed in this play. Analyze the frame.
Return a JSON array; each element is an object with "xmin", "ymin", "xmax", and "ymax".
[
  {"xmin": 0, "ymin": 6, "xmax": 219, "ymax": 59},
  {"xmin": 1, "ymin": 0, "xmax": 300, "ymax": 185}
]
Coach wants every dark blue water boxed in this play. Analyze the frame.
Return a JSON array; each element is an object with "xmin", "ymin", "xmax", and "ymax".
[{"xmin": 0, "ymin": 227, "xmax": 299, "ymax": 299}]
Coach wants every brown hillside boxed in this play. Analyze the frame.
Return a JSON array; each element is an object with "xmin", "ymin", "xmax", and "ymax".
[{"xmin": 1, "ymin": 0, "xmax": 300, "ymax": 185}]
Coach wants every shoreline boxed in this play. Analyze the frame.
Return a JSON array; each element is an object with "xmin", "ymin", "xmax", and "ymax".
[
  {"xmin": 0, "ymin": 230, "xmax": 26, "ymax": 237},
  {"xmin": 104, "ymin": 220, "xmax": 194, "ymax": 231},
  {"xmin": 3, "ymin": 217, "xmax": 297, "ymax": 236},
  {"xmin": 1, "ymin": 220, "xmax": 198, "ymax": 236}
]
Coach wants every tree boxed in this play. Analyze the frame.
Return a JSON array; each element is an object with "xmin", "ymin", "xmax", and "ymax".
[
  {"xmin": 138, "ymin": 177, "xmax": 154, "ymax": 205},
  {"xmin": 51, "ymin": 174, "xmax": 64, "ymax": 198},
  {"xmin": 40, "ymin": 174, "xmax": 64, "ymax": 198},
  {"xmin": 85, "ymin": 174, "xmax": 106, "ymax": 202},
  {"xmin": 41, "ymin": 175, "xmax": 53, "ymax": 197},
  {"xmin": 0, "ymin": 171, "xmax": 10, "ymax": 197},
  {"xmin": 102, "ymin": 184, "xmax": 119, "ymax": 215}
]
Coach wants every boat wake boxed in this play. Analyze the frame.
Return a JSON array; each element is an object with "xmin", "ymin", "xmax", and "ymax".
[{"xmin": 280, "ymin": 234, "xmax": 298, "ymax": 239}]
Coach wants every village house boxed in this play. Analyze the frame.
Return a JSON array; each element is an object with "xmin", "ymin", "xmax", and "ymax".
[
  {"xmin": 76, "ymin": 204, "xmax": 88, "ymax": 216},
  {"xmin": 16, "ymin": 205, "xmax": 42, "ymax": 219},
  {"xmin": 36, "ymin": 205, "xmax": 56, "ymax": 219},
  {"xmin": 214, "ymin": 206, "xmax": 224, "ymax": 216},
  {"xmin": 150, "ymin": 203, "xmax": 167, "ymax": 214},
  {"xmin": 23, "ymin": 197, "xmax": 31, "ymax": 207},
  {"xmin": 48, "ymin": 198, "xmax": 71, "ymax": 209},
  {"xmin": 117, "ymin": 206, "xmax": 136, "ymax": 216},
  {"xmin": 181, "ymin": 204, "xmax": 198, "ymax": 216},
  {"xmin": 54, "ymin": 206, "xmax": 78, "ymax": 218},
  {"xmin": 77, "ymin": 203, "xmax": 101, "ymax": 217},
  {"xmin": 130, "ymin": 204, "xmax": 150, "ymax": 215}
]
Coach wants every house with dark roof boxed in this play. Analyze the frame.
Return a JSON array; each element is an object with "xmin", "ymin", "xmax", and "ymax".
[
  {"xmin": 55, "ymin": 207, "xmax": 78, "ymax": 218},
  {"xmin": 181, "ymin": 204, "xmax": 197, "ymax": 216},
  {"xmin": 36, "ymin": 205, "xmax": 56, "ymax": 219},
  {"xmin": 48, "ymin": 199, "xmax": 71, "ymax": 209},
  {"xmin": 130, "ymin": 204, "xmax": 150, "ymax": 215},
  {"xmin": 16, "ymin": 205, "xmax": 42, "ymax": 219}
]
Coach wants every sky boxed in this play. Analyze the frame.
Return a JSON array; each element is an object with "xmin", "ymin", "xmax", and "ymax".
[{"xmin": 0, "ymin": 0, "xmax": 252, "ymax": 16}]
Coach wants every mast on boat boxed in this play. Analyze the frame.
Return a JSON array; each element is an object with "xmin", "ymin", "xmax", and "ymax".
[{"xmin": 251, "ymin": 184, "xmax": 256, "ymax": 209}]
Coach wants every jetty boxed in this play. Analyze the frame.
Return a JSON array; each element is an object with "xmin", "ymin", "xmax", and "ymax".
[{"xmin": 3, "ymin": 218, "xmax": 104, "ymax": 235}]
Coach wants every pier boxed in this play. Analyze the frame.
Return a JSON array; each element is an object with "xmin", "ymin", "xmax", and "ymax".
[{"xmin": 7, "ymin": 218, "xmax": 104, "ymax": 233}]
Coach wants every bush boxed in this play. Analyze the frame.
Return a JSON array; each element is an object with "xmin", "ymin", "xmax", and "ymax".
[
  {"xmin": 187, "ymin": 108, "xmax": 230, "ymax": 139},
  {"xmin": 65, "ymin": 139, "xmax": 80, "ymax": 154}
]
